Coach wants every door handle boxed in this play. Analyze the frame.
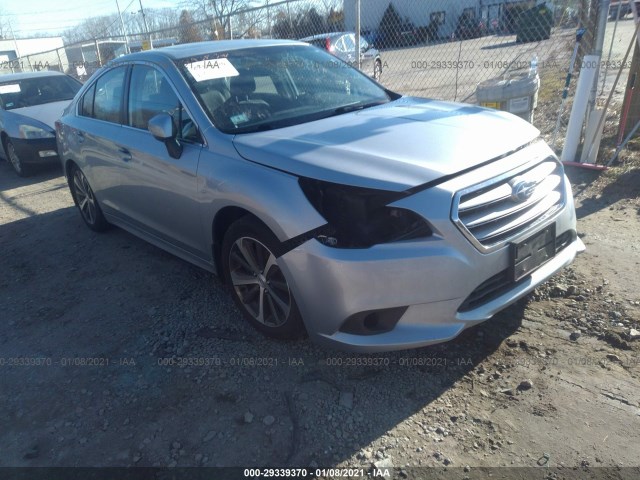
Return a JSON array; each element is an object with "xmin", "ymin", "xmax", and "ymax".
[
  {"xmin": 118, "ymin": 147, "xmax": 132, "ymax": 162},
  {"xmin": 76, "ymin": 131, "xmax": 85, "ymax": 143}
]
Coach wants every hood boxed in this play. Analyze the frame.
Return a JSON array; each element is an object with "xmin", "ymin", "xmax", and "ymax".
[
  {"xmin": 232, "ymin": 97, "xmax": 540, "ymax": 191},
  {"xmin": 10, "ymin": 100, "xmax": 72, "ymax": 130}
]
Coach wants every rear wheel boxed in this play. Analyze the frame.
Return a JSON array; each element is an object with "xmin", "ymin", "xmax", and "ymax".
[
  {"xmin": 5, "ymin": 140, "xmax": 32, "ymax": 177},
  {"xmin": 70, "ymin": 166, "xmax": 108, "ymax": 232},
  {"xmin": 222, "ymin": 217, "xmax": 304, "ymax": 339}
]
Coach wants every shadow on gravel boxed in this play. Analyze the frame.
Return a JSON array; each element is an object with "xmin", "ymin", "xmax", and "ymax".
[
  {"xmin": 0, "ymin": 203, "xmax": 526, "ymax": 468},
  {"xmin": 480, "ymin": 41, "xmax": 520, "ymax": 50},
  {"xmin": 569, "ymin": 165, "xmax": 640, "ymax": 219},
  {"xmin": 0, "ymin": 159, "xmax": 63, "ymax": 193}
]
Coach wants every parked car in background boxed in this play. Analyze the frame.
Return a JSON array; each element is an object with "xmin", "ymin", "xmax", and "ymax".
[
  {"xmin": 0, "ymin": 71, "xmax": 82, "ymax": 176},
  {"xmin": 455, "ymin": 11, "xmax": 485, "ymax": 40},
  {"xmin": 609, "ymin": 1, "xmax": 633, "ymax": 20},
  {"xmin": 300, "ymin": 32, "xmax": 383, "ymax": 81},
  {"xmin": 516, "ymin": 3, "xmax": 554, "ymax": 43},
  {"xmin": 56, "ymin": 40, "xmax": 583, "ymax": 352}
]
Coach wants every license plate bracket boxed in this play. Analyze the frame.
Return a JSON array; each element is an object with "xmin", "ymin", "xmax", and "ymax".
[{"xmin": 510, "ymin": 224, "xmax": 556, "ymax": 282}]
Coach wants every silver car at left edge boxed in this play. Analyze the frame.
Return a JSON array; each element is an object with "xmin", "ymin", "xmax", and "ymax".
[
  {"xmin": 1, "ymin": 71, "xmax": 81, "ymax": 176},
  {"xmin": 56, "ymin": 39, "xmax": 584, "ymax": 352}
]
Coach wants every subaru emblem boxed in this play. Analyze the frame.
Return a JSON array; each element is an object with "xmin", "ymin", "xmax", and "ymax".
[{"xmin": 509, "ymin": 179, "xmax": 536, "ymax": 203}]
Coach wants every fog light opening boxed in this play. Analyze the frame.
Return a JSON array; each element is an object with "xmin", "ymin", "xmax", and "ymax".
[
  {"xmin": 38, "ymin": 150, "xmax": 58, "ymax": 158},
  {"xmin": 317, "ymin": 235, "xmax": 338, "ymax": 247},
  {"xmin": 339, "ymin": 307, "xmax": 408, "ymax": 336}
]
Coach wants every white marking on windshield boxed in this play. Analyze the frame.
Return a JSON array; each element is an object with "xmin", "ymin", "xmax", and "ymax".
[
  {"xmin": 0, "ymin": 84, "xmax": 21, "ymax": 94},
  {"xmin": 185, "ymin": 58, "xmax": 239, "ymax": 81}
]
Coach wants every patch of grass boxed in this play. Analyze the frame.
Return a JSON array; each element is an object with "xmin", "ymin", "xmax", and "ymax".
[{"xmin": 538, "ymin": 67, "xmax": 568, "ymax": 104}]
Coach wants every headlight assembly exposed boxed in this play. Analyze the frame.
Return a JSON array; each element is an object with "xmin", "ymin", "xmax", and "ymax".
[
  {"xmin": 299, "ymin": 177, "xmax": 432, "ymax": 248},
  {"xmin": 19, "ymin": 124, "xmax": 55, "ymax": 139}
]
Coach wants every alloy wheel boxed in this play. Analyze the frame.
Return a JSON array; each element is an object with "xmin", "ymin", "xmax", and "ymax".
[
  {"xmin": 374, "ymin": 60, "xmax": 382, "ymax": 81},
  {"xmin": 228, "ymin": 236, "xmax": 291, "ymax": 327},
  {"xmin": 7, "ymin": 142, "xmax": 24, "ymax": 175},
  {"xmin": 73, "ymin": 169, "xmax": 98, "ymax": 226}
]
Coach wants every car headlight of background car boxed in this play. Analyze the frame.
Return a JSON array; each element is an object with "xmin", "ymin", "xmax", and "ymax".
[
  {"xmin": 299, "ymin": 177, "xmax": 432, "ymax": 248},
  {"xmin": 19, "ymin": 124, "xmax": 55, "ymax": 139}
]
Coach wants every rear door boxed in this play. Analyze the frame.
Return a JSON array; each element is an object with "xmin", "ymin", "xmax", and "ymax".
[{"xmin": 71, "ymin": 66, "xmax": 128, "ymax": 214}]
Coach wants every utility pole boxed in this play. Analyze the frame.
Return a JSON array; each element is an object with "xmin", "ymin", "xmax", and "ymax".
[
  {"xmin": 138, "ymin": 0, "xmax": 152, "ymax": 49},
  {"xmin": 115, "ymin": 0, "xmax": 130, "ymax": 54},
  {"xmin": 266, "ymin": 0, "xmax": 271, "ymax": 38},
  {"xmin": 8, "ymin": 19, "xmax": 20, "ymax": 60},
  {"xmin": 355, "ymin": 0, "xmax": 361, "ymax": 69}
]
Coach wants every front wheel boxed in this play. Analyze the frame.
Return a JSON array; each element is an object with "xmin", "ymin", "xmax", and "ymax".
[
  {"xmin": 221, "ymin": 217, "xmax": 304, "ymax": 339},
  {"xmin": 5, "ymin": 140, "xmax": 32, "ymax": 177},
  {"xmin": 373, "ymin": 59, "xmax": 382, "ymax": 81},
  {"xmin": 70, "ymin": 166, "xmax": 109, "ymax": 232}
]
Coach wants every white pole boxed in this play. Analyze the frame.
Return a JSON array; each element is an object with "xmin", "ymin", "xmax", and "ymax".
[
  {"xmin": 561, "ymin": 55, "xmax": 600, "ymax": 163},
  {"xmin": 586, "ymin": 0, "xmax": 611, "ymax": 122}
]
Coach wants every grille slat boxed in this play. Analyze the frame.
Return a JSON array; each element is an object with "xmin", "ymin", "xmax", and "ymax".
[
  {"xmin": 454, "ymin": 158, "xmax": 565, "ymax": 251},
  {"xmin": 463, "ymin": 174, "xmax": 562, "ymax": 229},
  {"xmin": 472, "ymin": 191, "xmax": 562, "ymax": 243},
  {"xmin": 458, "ymin": 184, "xmax": 512, "ymax": 212},
  {"xmin": 458, "ymin": 161, "xmax": 557, "ymax": 213}
]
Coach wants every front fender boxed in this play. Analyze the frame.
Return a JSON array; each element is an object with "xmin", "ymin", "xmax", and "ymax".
[{"xmin": 196, "ymin": 148, "xmax": 326, "ymax": 249}]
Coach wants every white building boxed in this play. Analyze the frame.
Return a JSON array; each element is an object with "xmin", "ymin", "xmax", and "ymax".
[
  {"xmin": 0, "ymin": 37, "xmax": 67, "ymax": 74},
  {"xmin": 344, "ymin": 0, "xmax": 541, "ymax": 39}
]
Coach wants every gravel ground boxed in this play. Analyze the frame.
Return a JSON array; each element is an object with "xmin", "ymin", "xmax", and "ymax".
[{"xmin": 1, "ymin": 148, "xmax": 639, "ymax": 477}]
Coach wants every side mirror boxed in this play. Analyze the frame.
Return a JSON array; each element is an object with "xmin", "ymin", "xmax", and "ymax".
[{"xmin": 148, "ymin": 113, "xmax": 183, "ymax": 159}]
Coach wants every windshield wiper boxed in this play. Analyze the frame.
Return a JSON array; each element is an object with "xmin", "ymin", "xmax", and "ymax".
[{"xmin": 333, "ymin": 100, "xmax": 388, "ymax": 115}]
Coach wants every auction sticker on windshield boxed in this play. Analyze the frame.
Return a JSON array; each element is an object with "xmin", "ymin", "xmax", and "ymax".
[
  {"xmin": 0, "ymin": 84, "xmax": 21, "ymax": 94},
  {"xmin": 185, "ymin": 58, "xmax": 239, "ymax": 81}
]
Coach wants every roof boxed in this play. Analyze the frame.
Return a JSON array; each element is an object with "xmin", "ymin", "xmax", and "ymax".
[
  {"xmin": 300, "ymin": 32, "xmax": 352, "ymax": 42},
  {"xmin": 0, "ymin": 70, "xmax": 66, "ymax": 82},
  {"xmin": 112, "ymin": 39, "xmax": 308, "ymax": 64}
]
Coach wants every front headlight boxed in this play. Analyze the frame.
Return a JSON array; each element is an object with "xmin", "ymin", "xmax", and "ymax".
[
  {"xmin": 19, "ymin": 124, "xmax": 55, "ymax": 139},
  {"xmin": 299, "ymin": 177, "xmax": 432, "ymax": 248}
]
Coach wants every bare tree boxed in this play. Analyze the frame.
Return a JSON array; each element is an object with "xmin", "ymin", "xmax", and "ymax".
[
  {"xmin": 318, "ymin": 0, "xmax": 340, "ymax": 17},
  {"xmin": 192, "ymin": 0, "xmax": 251, "ymax": 39},
  {"xmin": 63, "ymin": 14, "xmax": 120, "ymax": 44},
  {"xmin": 178, "ymin": 10, "xmax": 204, "ymax": 43},
  {"xmin": 0, "ymin": 7, "xmax": 10, "ymax": 40},
  {"xmin": 234, "ymin": 6, "xmax": 268, "ymax": 38}
]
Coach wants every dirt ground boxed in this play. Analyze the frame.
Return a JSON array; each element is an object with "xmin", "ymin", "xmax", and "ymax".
[{"xmin": 1, "ymin": 136, "xmax": 639, "ymax": 480}]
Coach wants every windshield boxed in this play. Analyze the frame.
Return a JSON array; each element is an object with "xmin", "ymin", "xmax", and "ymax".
[
  {"xmin": 0, "ymin": 75, "xmax": 81, "ymax": 110},
  {"xmin": 178, "ymin": 45, "xmax": 390, "ymax": 134}
]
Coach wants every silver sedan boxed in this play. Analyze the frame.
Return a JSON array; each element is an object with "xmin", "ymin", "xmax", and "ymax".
[{"xmin": 56, "ymin": 40, "xmax": 583, "ymax": 352}]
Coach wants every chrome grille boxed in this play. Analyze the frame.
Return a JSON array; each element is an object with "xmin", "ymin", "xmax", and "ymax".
[{"xmin": 453, "ymin": 157, "xmax": 565, "ymax": 252}]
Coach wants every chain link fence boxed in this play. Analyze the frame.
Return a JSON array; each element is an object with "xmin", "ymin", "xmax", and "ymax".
[{"xmin": 3, "ymin": 0, "xmax": 637, "ymax": 152}]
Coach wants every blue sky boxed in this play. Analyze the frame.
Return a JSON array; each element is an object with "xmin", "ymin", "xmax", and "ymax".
[{"xmin": 2, "ymin": 0, "xmax": 179, "ymax": 37}]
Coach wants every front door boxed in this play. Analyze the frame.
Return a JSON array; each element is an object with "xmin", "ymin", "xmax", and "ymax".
[{"xmin": 114, "ymin": 64, "xmax": 207, "ymax": 259}]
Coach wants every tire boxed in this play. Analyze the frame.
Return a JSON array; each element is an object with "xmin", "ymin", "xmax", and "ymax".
[
  {"xmin": 69, "ymin": 165, "xmax": 109, "ymax": 232},
  {"xmin": 5, "ymin": 139, "xmax": 32, "ymax": 177},
  {"xmin": 373, "ymin": 59, "xmax": 382, "ymax": 81},
  {"xmin": 221, "ymin": 216, "xmax": 305, "ymax": 339}
]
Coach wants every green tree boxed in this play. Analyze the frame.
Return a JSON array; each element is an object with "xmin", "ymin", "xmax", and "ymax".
[{"xmin": 378, "ymin": 3, "xmax": 402, "ymax": 48}]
